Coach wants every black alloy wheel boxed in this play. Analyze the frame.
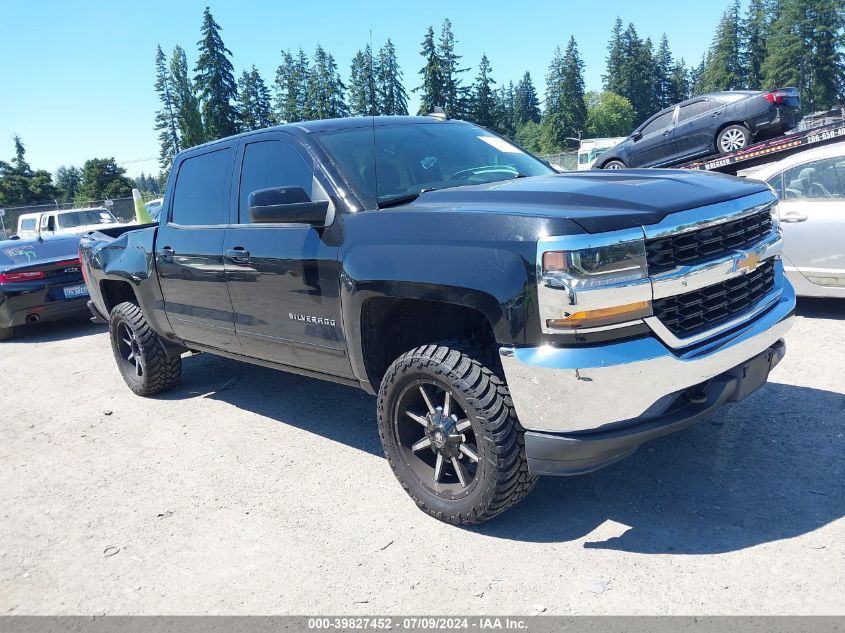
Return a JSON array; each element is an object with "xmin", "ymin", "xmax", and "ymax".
[
  {"xmin": 394, "ymin": 380, "xmax": 480, "ymax": 494},
  {"xmin": 109, "ymin": 301, "xmax": 181, "ymax": 396}
]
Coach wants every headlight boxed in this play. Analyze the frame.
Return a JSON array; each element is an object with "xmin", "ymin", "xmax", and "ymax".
[
  {"xmin": 770, "ymin": 202, "xmax": 781, "ymax": 234},
  {"xmin": 542, "ymin": 240, "xmax": 648, "ymax": 288},
  {"xmin": 538, "ymin": 233, "xmax": 652, "ymax": 331}
]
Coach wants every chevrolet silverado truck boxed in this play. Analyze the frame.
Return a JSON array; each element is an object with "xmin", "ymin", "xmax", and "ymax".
[{"xmin": 79, "ymin": 116, "xmax": 795, "ymax": 525}]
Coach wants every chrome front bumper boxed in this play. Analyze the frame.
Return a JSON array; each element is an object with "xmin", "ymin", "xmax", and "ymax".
[{"xmin": 500, "ymin": 278, "xmax": 795, "ymax": 433}]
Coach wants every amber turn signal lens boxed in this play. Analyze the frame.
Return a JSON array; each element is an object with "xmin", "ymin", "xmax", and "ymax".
[
  {"xmin": 546, "ymin": 300, "xmax": 652, "ymax": 329},
  {"xmin": 542, "ymin": 251, "xmax": 567, "ymax": 273}
]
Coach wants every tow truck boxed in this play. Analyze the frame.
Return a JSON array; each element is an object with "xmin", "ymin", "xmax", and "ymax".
[{"xmin": 679, "ymin": 109, "xmax": 845, "ymax": 175}]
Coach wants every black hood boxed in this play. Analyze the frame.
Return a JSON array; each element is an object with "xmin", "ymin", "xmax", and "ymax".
[{"xmin": 409, "ymin": 169, "xmax": 771, "ymax": 233}]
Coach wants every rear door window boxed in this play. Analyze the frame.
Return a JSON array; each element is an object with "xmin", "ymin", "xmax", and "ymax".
[
  {"xmin": 678, "ymin": 100, "xmax": 716, "ymax": 122},
  {"xmin": 170, "ymin": 148, "xmax": 233, "ymax": 225},
  {"xmin": 641, "ymin": 111, "xmax": 674, "ymax": 136}
]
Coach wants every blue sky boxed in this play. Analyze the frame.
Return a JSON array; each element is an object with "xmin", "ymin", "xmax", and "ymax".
[{"xmin": 0, "ymin": 0, "xmax": 736, "ymax": 178}]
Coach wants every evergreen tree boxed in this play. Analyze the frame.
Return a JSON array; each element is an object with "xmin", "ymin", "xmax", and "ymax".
[
  {"xmin": 349, "ymin": 45, "xmax": 379, "ymax": 116},
  {"xmin": 699, "ymin": 1, "xmax": 744, "ymax": 91},
  {"xmin": 689, "ymin": 53, "xmax": 707, "ymax": 96},
  {"xmin": 493, "ymin": 82, "xmax": 516, "ymax": 138},
  {"xmin": 376, "ymin": 39, "xmax": 408, "ymax": 115},
  {"xmin": 655, "ymin": 35, "xmax": 675, "ymax": 109},
  {"xmin": 170, "ymin": 45, "xmax": 205, "ymax": 149},
  {"xmin": 274, "ymin": 49, "xmax": 310, "ymax": 123},
  {"xmin": 416, "ymin": 26, "xmax": 443, "ymax": 114},
  {"xmin": 304, "ymin": 45, "xmax": 348, "ymax": 120},
  {"xmin": 604, "ymin": 22, "xmax": 660, "ymax": 123},
  {"xmin": 806, "ymin": 0, "xmax": 845, "ymax": 111},
  {"xmin": 193, "ymin": 7, "xmax": 239, "ymax": 139},
  {"xmin": 542, "ymin": 37, "xmax": 587, "ymax": 152},
  {"xmin": 470, "ymin": 54, "xmax": 497, "ymax": 129},
  {"xmin": 237, "ymin": 66, "xmax": 274, "ymax": 131},
  {"xmin": 75, "ymin": 158, "xmax": 134, "ymax": 203},
  {"xmin": 0, "ymin": 137, "xmax": 59, "ymax": 205},
  {"xmin": 603, "ymin": 18, "xmax": 626, "ymax": 95},
  {"xmin": 154, "ymin": 45, "xmax": 180, "ymax": 173},
  {"xmin": 54, "ymin": 166, "xmax": 82, "ymax": 203},
  {"xmin": 670, "ymin": 59, "xmax": 691, "ymax": 102},
  {"xmin": 742, "ymin": 0, "xmax": 770, "ymax": 89},
  {"xmin": 513, "ymin": 72, "xmax": 541, "ymax": 126},
  {"xmin": 762, "ymin": 0, "xmax": 811, "ymax": 105},
  {"xmin": 437, "ymin": 19, "xmax": 470, "ymax": 118}
]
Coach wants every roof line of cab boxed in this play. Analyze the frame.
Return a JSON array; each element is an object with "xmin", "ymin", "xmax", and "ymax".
[{"xmin": 174, "ymin": 115, "xmax": 464, "ymax": 159}]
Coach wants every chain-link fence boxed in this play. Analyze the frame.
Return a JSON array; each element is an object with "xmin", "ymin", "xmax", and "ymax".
[
  {"xmin": 0, "ymin": 196, "xmax": 144, "ymax": 238},
  {"xmin": 540, "ymin": 151, "xmax": 578, "ymax": 171}
]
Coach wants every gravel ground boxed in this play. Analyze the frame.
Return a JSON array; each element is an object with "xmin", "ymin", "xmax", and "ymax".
[{"xmin": 1, "ymin": 299, "xmax": 843, "ymax": 615}]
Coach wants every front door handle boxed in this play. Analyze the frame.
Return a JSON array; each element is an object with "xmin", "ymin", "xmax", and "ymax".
[
  {"xmin": 160, "ymin": 246, "xmax": 175, "ymax": 262},
  {"xmin": 781, "ymin": 212, "xmax": 808, "ymax": 223},
  {"xmin": 225, "ymin": 247, "xmax": 251, "ymax": 262}
]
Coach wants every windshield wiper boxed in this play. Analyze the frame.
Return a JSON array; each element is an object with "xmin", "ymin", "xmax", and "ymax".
[{"xmin": 377, "ymin": 187, "xmax": 437, "ymax": 209}]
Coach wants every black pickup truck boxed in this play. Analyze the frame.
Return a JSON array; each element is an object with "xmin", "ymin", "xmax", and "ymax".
[{"xmin": 80, "ymin": 116, "xmax": 795, "ymax": 524}]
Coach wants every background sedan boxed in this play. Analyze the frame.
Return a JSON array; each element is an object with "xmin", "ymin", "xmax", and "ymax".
[
  {"xmin": 744, "ymin": 140, "xmax": 845, "ymax": 298},
  {"xmin": 596, "ymin": 89, "xmax": 800, "ymax": 169},
  {"xmin": 0, "ymin": 235, "xmax": 90, "ymax": 340}
]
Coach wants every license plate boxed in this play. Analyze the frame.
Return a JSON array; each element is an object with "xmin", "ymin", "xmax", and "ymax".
[{"xmin": 63, "ymin": 284, "xmax": 89, "ymax": 299}]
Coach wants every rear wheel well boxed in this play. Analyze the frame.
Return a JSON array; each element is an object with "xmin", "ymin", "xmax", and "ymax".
[
  {"xmin": 100, "ymin": 280, "xmax": 137, "ymax": 314},
  {"xmin": 716, "ymin": 121, "xmax": 751, "ymax": 142},
  {"xmin": 361, "ymin": 297, "xmax": 498, "ymax": 389}
]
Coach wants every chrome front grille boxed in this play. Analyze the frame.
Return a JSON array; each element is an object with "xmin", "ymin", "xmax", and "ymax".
[
  {"xmin": 645, "ymin": 209, "xmax": 773, "ymax": 275},
  {"xmin": 652, "ymin": 260, "xmax": 776, "ymax": 339}
]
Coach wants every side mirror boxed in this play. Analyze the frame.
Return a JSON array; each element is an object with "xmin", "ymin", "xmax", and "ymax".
[
  {"xmin": 631, "ymin": 131, "xmax": 643, "ymax": 142},
  {"xmin": 248, "ymin": 187, "xmax": 329, "ymax": 225}
]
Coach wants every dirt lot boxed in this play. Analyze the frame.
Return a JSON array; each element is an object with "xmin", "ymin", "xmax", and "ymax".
[{"xmin": 1, "ymin": 299, "xmax": 843, "ymax": 615}]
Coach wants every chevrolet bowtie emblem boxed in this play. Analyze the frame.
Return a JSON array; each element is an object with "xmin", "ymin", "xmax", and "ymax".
[{"xmin": 735, "ymin": 251, "xmax": 761, "ymax": 273}]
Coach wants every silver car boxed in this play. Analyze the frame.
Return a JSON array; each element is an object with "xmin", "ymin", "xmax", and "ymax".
[{"xmin": 744, "ymin": 141, "xmax": 845, "ymax": 298}]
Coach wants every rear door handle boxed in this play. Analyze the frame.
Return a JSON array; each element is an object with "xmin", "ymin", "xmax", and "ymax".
[
  {"xmin": 712, "ymin": 111, "xmax": 723, "ymax": 117},
  {"xmin": 160, "ymin": 246, "xmax": 175, "ymax": 261},
  {"xmin": 781, "ymin": 213, "xmax": 808, "ymax": 223},
  {"xmin": 225, "ymin": 247, "xmax": 251, "ymax": 262}
]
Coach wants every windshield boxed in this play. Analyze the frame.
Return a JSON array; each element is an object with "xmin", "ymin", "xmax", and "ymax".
[
  {"xmin": 316, "ymin": 121, "xmax": 554, "ymax": 207},
  {"xmin": 57, "ymin": 210, "xmax": 115, "ymax": 229}
]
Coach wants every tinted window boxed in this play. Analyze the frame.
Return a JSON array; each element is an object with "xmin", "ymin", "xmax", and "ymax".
[
  {"xmin": 779, "ymin": 157, "xmax": 845, "ymax": 200},
  {"xmin": 171, "ymin": 148, "xmax": 232, "ymax": 225},
  {"xmin": 317, "ymin": 122, "xmax": 553, "ymax": 207},
  {"xmin": 641, "ymin": 111, "xmax": 674, "ymax": 135},
  {"xmin": 238, "ymin": 140, "xmax": 315, "ymax": 222},
  {"xmin": 678, "ymin": 100, "xmax": 715, "ymax": 122}
]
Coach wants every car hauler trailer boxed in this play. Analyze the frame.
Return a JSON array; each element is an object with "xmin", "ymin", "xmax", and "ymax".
[{"xmin": 680, "ymin": 116, "xmax": 845, "ymax": 176}]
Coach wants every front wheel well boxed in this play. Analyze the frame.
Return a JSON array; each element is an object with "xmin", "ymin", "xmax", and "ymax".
[
  {"xmin": 100, "ymin": 279, "xmax": 137, "ymax": 314},
  {"xmin": 361, "ymin": 297, "xmax": 498, "ymax": 389}
]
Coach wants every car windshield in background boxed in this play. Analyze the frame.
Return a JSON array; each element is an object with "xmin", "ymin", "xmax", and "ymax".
[
  {"xmin": 316, "ymin": 122, "xmax": 554, "ymax": 208},
  {"xmin": 57, "ymin": 210, "xmax": 114, "ymax": 229}
]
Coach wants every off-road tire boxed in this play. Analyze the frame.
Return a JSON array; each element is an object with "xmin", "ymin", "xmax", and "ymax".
[
  {"xmin": 0, "ymin": 326, "xmax": 14, "ymax": 342},
  {"xmin": 109, "ymin": 301, "xmax": 181, "ymax": 396},
  {"xmin": 377, "ymin": 342, "xmax": 537, "ymax": 525},
  {"xmin": 603, "ymin": 159, "xmax": 626, "ymax": 170}
]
